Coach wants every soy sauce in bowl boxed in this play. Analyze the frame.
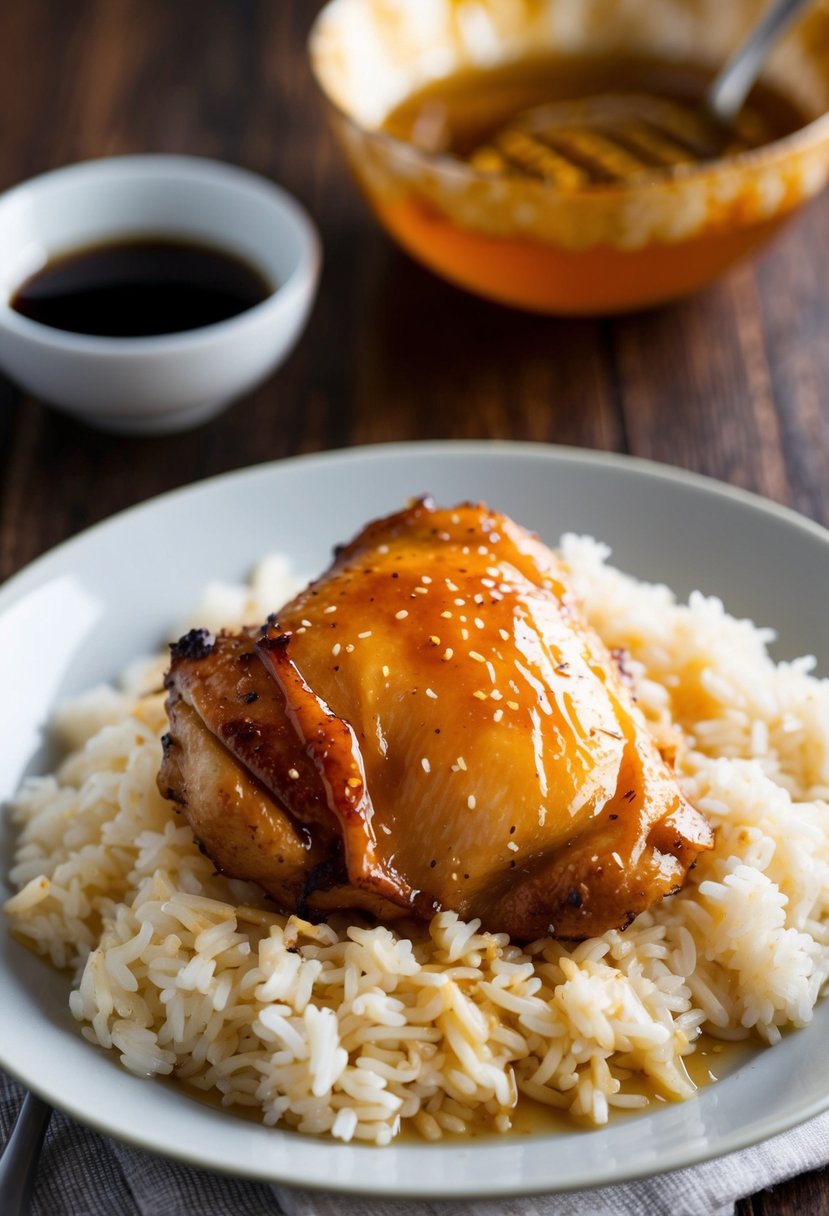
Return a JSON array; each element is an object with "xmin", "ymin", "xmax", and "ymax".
[
  {"xmin": 0, "ymin": 154, "xmax": 321, "ymax": 433},
  {"xmin": 11, "ymin": 237, "xmax": 272, "ymax": 338}
]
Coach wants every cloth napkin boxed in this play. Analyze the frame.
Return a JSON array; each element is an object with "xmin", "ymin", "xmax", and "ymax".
[{"xmin": 2, "ymin": 1070, "xmax": 827, "ymax": 1216}]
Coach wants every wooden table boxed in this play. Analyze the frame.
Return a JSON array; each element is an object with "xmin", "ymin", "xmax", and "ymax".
[{"xmin": 1, "ymin": 2, "xmax": 827, "ymax": 1212}]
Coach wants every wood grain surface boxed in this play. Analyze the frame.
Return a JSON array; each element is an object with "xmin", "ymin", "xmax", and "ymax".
[{"xmin": 1, "ymin": 3, "xmax": 828, "ymax": 1212}]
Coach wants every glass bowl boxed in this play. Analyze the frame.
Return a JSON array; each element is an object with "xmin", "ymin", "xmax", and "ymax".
[{"xmin": 309, "ymin": 0, "xmax": 829, "ymax": 315}]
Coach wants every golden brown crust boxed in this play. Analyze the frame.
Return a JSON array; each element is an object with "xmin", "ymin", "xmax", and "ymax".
[{"xmin": 158, "ymin": 499, "xmax": 712, "ymax": 940}]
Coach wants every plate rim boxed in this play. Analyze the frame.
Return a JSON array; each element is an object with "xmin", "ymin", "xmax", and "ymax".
[{"xmin": 3, "ymin": 439, "xmax": 829, "ymax": 612}]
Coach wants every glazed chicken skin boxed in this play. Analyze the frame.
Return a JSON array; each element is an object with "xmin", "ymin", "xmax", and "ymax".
[{"xmin": 159, "ymin": 500, "xmax": 713, "ymax": 940}]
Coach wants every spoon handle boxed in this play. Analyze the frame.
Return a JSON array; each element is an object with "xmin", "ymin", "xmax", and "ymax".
[
  {"xmin": 707, "ymin": 0, "xmax": 814, "ymax": 124},
  {"xmin": 0, "ymin": 1092, "xmax": 53, "ymax": 1216}
]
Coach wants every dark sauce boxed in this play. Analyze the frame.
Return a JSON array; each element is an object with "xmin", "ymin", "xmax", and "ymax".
[{"xmin": 10, "ymin": 237, "xmax": 273, "ymax": 338}]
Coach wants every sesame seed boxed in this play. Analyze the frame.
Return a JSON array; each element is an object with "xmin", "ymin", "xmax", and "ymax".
[
  {"xmin": 493, "ymin": 708, "xmax": 504, "ymax": 722},
  {"xmin": 440, "ymin": 610, "xmax": 453, "ymax": 620},
  {"xmin": 347, "ymin": 776, "xmax": 361, "ymax": 788},
  {"xmin": 382, "ymin": 665, "xmax": 390, "ymax": 678},
  {"xmin": 331, "ymin": 642, "xmax": 341, "ymax": 656},
  {"xmin": 485, "ymin": 661, "xmax": 497, "ymax": 684},
  {"xmin": 459, "ymin": 615, "xmax": 467, "ymax": 623},
  {"xmin": 421, "ymin": 575, "xmax": 432, "ymax": 585},
  {"xmin": 473, "ymin": 690, "xmax": 488, "ymax": 700},
  {"xmin": 296, "ymin": 627, "xmax": 306, "ymax": 634},
  {"xmin": 445, "ymin": 580, "xmax": 459, "ymax": 592},
  {"xmin": 421, "ymin": 757, "xmax": 431, "ymax": 773},
  {"xmin": 506, "ymin": 700, "xmax": 519, "ymax": 710},
  {"xmin": 425, "ymin": 687, "xmax": 437, "ymax": 700},
  {"xmin": 429, "ymin": 635, "xmax": 440, "ymax": 646},
  {"xmin": 395, "ymin": 609, "xmax": 409, "ymax": 620},
  {"xmin": 507, "ymin": 841, "xmax": 519, "ymax": 852},
  {"xmin": 498, "ymin": 628, "xmax": 510, "ymax": 642},
  {"xmin": 460, "ymin": 628, "xmax": 469, "ymax": 641},
  {"xmin": 451, "ymin": 514, "xmax": 460, "ymax": 524},
  {"xmin": 481, "ymin": 578, "xmax": 495, "ymax": 589},
  {"xmin": 413, "ymin": 586, "xmax": 428, "ymax": 595},
  {"xmin": 457, "ymin": 756, "xmax": 467, "ymax": 771},
  {"xmin": 474, "ymin": 617, "xmax": 485, "ymax": 630},
  {"xmin": 469, "ymin": 650, "xmax": 486, "ymax": 663},
  {"xmin": 438, "ymin": 531, "xmax": 450, "ymax": 541},
  {"xmin": 357, "ymin": 630, "xmax": 372, "ymax": 639},
  {"xmin": 473, "ymin": 594, "xmax": 484, "ymax": 605},
  {"xmin": 377, "ymin": 544, "xmax": 389, "ymax": 554},
  {"xmin": 491, "ymin": 690, "xmax": 503, "ymax": 701},
  {"xmin": 477, "ymin": 546, "xmax": 488, "ymax": 556},
  {"xmin": 454, "ymin": 598, "xmax": 465, "ymax": 608},
  {"xmin": 324, "ymin": 605, "xmax": 337, "ymax": 614},
  {"xmin": 288, "ymin": 768, "xmax": 299, "ymax": 779},
  {"xmin": 443, "ymin": 648, "xmax": 454, "ymax": 661},
  {"xmin": 346, "ymin": 644, "xmax": 355, "ymax": 653},
  {"xmin": 301, "ymin": 619, "xmax": 313, "ymax": 628},
  {"xmin": 467, "ymin": 794, "xmax": 476, "ymax": 809},
  {"xmin": 612, "ymin": 851, "xmax": 623, "ymax": 867}
]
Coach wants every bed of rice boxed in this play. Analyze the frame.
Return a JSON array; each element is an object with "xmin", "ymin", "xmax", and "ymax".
[{"xmin": 5, "ymin": 539, "xmax": 829, "ymax": 1145}]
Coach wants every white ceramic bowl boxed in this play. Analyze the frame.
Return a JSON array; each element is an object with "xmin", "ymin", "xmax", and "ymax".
[{"xmin": 0, "ymin": 155, "xmax": 321, "ymax": 434}]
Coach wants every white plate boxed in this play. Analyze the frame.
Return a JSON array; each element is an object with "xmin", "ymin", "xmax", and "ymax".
[{"xmin": 2, "ymin": 441, "xmax": 828, "ymax": 1199}]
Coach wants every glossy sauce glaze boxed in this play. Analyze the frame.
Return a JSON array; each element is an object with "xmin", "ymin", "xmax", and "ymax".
[
  {"xmin": 276, "ymin": 499, "xmax": 712, "ymax": 938},
  {"xmin": 160, "ymin": 500, "xmax": 712, "ymax": 941}
]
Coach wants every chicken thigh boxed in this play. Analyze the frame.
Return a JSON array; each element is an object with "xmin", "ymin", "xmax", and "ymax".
[{"xmin": 159, "ymin": 500, "xmax": 712, "ymax": 940}]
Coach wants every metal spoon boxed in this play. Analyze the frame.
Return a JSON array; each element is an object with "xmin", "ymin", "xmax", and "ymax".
[
  {"xmin": 707, "ymin": 0, "xmax": 814, "ymax": 126},
  {"xmin": 470, "ymin": 0, "xmax": 815, "ymax": 185},
  {"xmin": 0, "ymin": 1091, "xmax": 52, "ymax": 1215}
]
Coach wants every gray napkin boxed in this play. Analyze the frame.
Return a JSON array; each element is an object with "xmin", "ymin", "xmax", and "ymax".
[
  {"xmin": 2, "ymin": 1070, "xmax": 827, "ymax": 1216},
  {"xmin": 276, "ymin": 1110, "xmax": 829, "ymax": 1216}
]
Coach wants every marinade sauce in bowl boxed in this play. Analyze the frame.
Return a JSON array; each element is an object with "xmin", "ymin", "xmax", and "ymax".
[
  {"xmin": 10, "ymin": 237, "xmax": 272, "ymax": 338},
  {"xmin": 310, "ymin": 0, "xmax": 829, "ymax": 314}
]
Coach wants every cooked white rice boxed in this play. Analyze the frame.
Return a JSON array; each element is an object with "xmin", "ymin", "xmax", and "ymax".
[{"xmin": 5, "ymin": 539, "xmax": 829, "ymax": 1144}]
